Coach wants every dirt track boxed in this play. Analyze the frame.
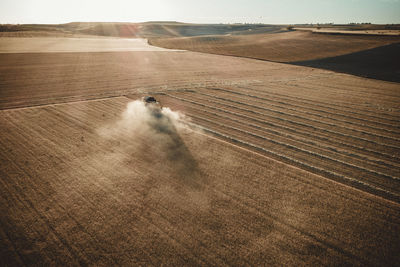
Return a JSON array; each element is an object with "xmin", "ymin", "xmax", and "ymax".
[{"xmin": 1, "ymin": 37, "xmax": 400, "ymax": 266}]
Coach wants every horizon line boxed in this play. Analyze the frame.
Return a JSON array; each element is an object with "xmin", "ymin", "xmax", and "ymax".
[{"xmin": 1, "ymin": 21, "xmax": 400, "ymax": 26}]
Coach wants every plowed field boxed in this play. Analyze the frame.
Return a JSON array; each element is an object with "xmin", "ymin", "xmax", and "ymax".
[
  {"xmin": 1, "ymin": 97, "xmax": 399, "ymax": 266},
  {"xmin": 155, "ymin": 80, "xmax": 400, "ymax": 202},
  {"xmin": 1, "ymin": 37, "xmax": 399, "ymax": 266}
]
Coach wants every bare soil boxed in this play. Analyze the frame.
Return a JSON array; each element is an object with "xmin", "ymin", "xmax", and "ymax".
[
  {"xmin": 149, "ymin": 31, "xmax": 399, "ymax": 62},
  {"xmin": 1, "ymin": 97, "xmax": 399, "ymax": 266},
  {"xmin": 294, "ymin": 42, "xmax": 400, "ymax": 82},
  {"xmin": 149, "ymin": 31, "xmax": 400, "ymax": 82},
  {"xmin": 0, "ymin": 47, "xmax": 319, "ymax": 109},
  {"xmin": 0, "ymin": 37, "xmax": 399, "ymax": 266},
  {"xmin": 0, "ymin": 37, "xmax": 180, "ymax": 53}
]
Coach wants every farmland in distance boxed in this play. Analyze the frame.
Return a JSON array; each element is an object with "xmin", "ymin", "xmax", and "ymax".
[{"xmin": 1, "ymin": 23, "xmax": 400, "ymax": 266}]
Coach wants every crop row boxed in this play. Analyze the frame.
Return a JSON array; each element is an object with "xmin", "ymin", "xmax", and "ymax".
[
  {"xmin": 166, "ymin": 93, "xmax": 400, "ymax": 181},
  {"xmin": 171, "ymin": 91, "xmax": 400, "ymax": 162},
  {"xmin": 171, "ymin": 93, "xmax": 400, "ymax": 175},
  {"xmin": 199, "ymin": 87, "xmax": 400, "ymax": 135},
  {"xmin": 161, "ymin": 93, "xmax": 400, "ymax": 202},
  {"xmin": 235, "ymin": 84, "xmax": 400, "ymax": 124}
]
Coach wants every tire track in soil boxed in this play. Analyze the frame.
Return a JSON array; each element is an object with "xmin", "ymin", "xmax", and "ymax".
[
  {"xmin": 186, "ymin": 90, "xmax": 400, "ymax": 167},
  {"xmin": 164, "ymin": 93, "xmax": 400, "ymax": 184},
  {"xmin": 207, "ymin": 88, "xmax": 399, "ymax": 140},
  {"xmin": 235, "ymin": 85, "xmax": 400, "ymax": 124},
  {"xmin": 189, "ymin": 89, "xmax": 400, "ymax": 158},
  {"xmin": 197, "ymin": 88, "xmax": 400, "ymax": 136},
  {"xmin": 161, "ymin": 94, "xmax": 400, "ymax": 202},
  {"xmin": 2, "ymin": 97, "xmax": 399, "ymax": 265},
  {"xmin": 165, "ymin": 94, "xmax": 400, "ymax": 178},
  {"xmin": 0, "ymin": 105, "xmax": 235, "ymax": 266}
]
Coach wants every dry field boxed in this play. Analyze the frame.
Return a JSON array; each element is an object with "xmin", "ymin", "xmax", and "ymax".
[
  {"xmin": 1, "ymin": 37, "xmax": 400, "ymax": 266},
  {"xmin": 0, "ymin": 44, "xmax": 319, "ymax": 109},
  {"xmin": 294, "ymin": 27, "xmax": 400, "ymax": 36},
  {"xmin": 149, "ymin": 31, "xmax": 400, "ymax": 82},
  {"xmin": 0, "ymin": 31, "xmax": 93, "ymax": 38},
  {"xmin": 149, "ymin": 31, "xmax": 399, "ymax": 63},
  {"xmin": 0, "ymin": 37, "xmax": 181, "ymax": 53},
  {"xmin": 155, "ymin": 77, "xmax": 400, "ymax": 202},
  {"xmin": 0, "ymin": 22, "xmax": 284, "ymax": 38}
]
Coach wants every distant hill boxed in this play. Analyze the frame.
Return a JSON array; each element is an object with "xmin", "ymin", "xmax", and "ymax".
[
  {"xmin": 0, "ymin": 22, "xmax": 284, "ymax": 38},
  {"xmin": 2, "ymin": 22, "xmax": 398, "ymax": 82},
  {"xmin": 147, "ymin": 28, "xmax": 400, "ymax": 83}
]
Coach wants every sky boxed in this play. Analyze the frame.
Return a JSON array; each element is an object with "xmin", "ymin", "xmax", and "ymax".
[{"xmin": 1, "ymin": 0, "xmax": 399, "ymax": 24}]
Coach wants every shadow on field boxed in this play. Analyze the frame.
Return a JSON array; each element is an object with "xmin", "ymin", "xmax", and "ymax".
[
  {"xmin": 99, "ymin": 100, "xmax": 203, "ymax": 190},
  {"xmin": 292, "ymin": 42, "xmax": 400, "ymax": 83},
  {"xmin": 145, "ymin": 107, "xmax": 200, "ymax": 185}
]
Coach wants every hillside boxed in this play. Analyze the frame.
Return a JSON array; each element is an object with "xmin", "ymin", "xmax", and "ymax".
[
  {"xmin": 148, "ymin": 30, "xmax": 400, "ymax": 82},
  {"xmin": 149, "ymin": 30, "xmax": 399, "ymax": 62},
  {"xmin": 0, "ymin": 22, "xmax": 284, "ymax": 38},
  {"xmin": 1, "ymin": 22, "xmax": 399, "ymax": 81}
]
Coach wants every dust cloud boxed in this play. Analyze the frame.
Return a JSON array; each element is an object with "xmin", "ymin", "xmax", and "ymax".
[{"xmin": 98, "ymin": 100, "xmax": 201, "ymax": 187}]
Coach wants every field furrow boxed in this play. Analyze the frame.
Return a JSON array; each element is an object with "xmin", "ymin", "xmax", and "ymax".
[
  {"xmin": 60, "ymin": 101, "xmax": 378, "ymax": 265},
  {"xmin": 162, "ymin": 92, "xmax": 400, "ymax": 161},
  {"xmin": 161, "ymin": 94, "xmax": 400, "ymax": 201},
  {"xmin": 182, "ymin": 92, "xmax": 400, "ymax": 164},
  {"xmin": 186, "ymin": 118, "xmax": 400, "ymax": 202},
  {"xmin": 250, "ymin": 78, "xmax": 400, "ymax": 111},
  {"xmin": 1, "ymin": 36, "xmax": 400, "ymax": 266},
  {"xmin": 0, "ymin": 103, "xmax": 346, "ymax": 266},
  {"xmin": 291, "ymin": 79, "xmax": 400, "ymax": 101},
  {"xmin": 195, "ymin": 91, "xmax": 400, "ymax": 153},
  {"xmin": 8, "ymin": 100, "xmax": 344, "ymax": 266},
  {"xmin": 202, "ymin": 90, "xmax": 400, "ymax": 148},
  {"xmin": 236, "ymin": 85, "xmax": 400, "ymax": 124},
  {"xmin": 0, "ymin": 110, "xmax": 227, "ymax": 266},
  {"xmin": 197, "ymin": 88, "xmax": 400, "ymax": 136},
  {"xmin": 2, "ymin": 93, "xmax": 400, "ymax": 265},
  {"xmin": 168, "ymin": 98, "xmax": 399, "ymax": 184},
  {"xmin": 162, "ymin": 93, "xmax": 400, "ymax": 176}
]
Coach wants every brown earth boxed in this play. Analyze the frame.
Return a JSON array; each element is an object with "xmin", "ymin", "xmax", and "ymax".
[
  {"xmin": 3, "ymin": 22, "xmax": 399, "ymax": 81},
  {"xmin": 0, "ymin": 31, "xmax": 95, "ymax": 38},
  {"xmin": 149, "ymin": 31, "xmax": 399, "ymax": 62},
  {"xmin": 1, "ymin": 97, "xmax": 399, "ymax": 266},
  {"xmin": 0, "ymin": 37, "xmax": 400, "ymax": 265},
  {"xmin": 0, "ymin": 37, "xmax": 179, "ymax": 53},
  {"xmin": 293, "ymin": 42, "xmax": 400, "ymax": 82},
  {"xmin": 0, "ymin": 49, "xmax": 319, "ymax": 109},
  {"xmin": 149, "ymin": 31, "xmax": 400, "ymax": 82}
]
